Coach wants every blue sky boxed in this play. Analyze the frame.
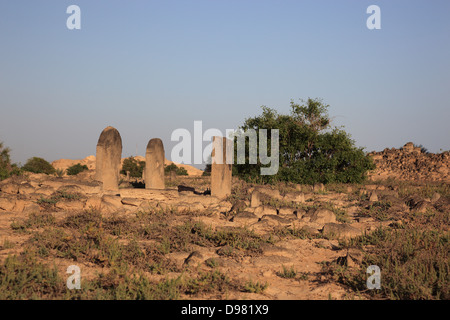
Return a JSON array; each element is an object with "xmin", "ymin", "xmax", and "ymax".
[{"xmin": 1, "ymin": 0, "xmax": 449, "ymax": 167}]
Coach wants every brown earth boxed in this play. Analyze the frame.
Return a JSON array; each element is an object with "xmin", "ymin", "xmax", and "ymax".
[{"xmin": 1, "ymin": 147, "xmax": 448, "ymax": 300}]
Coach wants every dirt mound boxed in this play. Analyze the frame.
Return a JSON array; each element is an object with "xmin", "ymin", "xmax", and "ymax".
[
  {"xmin": 368, "ymin": 142, "xmax": 450, "ymax": 182},
  {"xmin": 51, "ymin": 155, "xmax": 96, "ymax": 171}
]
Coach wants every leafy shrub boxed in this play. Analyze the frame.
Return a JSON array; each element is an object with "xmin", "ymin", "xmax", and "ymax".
[
  {"xmin": 121, "ymin": 157, "xmax": 145, "ymax": 178},
  {"xmin": 233, "ymin": 98, "xmax": 375, "ymax": 184},
  {"xmin": 55, "ymin": 168, "xmax": 65, "ymax": 177},
  {"xmin": 165, "ymin": 163, "xmax": 188, "ymax": 176},
  {"xmin": 0, "ymin": 141, "xmax": 21, "ymax": 180},
  {"xmin": 66, "ymin": 163, "xmax": 88, "ymax": 175},
  {"xmin": 22, "ymin": 157, "xmax": 55, "ymax": 175}
]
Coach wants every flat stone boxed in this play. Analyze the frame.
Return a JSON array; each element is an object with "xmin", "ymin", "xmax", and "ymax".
[
  {"xmin": 322, "ymin": 223, "xmax": 362, "ymax": 239},
  {"xmin": 231, "ymin": 211, "xmax": 259, "ymax": 224}
]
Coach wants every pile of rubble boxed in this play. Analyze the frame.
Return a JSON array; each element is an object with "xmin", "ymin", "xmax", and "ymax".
[{"xmin": 368, "ymin": 142, "xmax": 450, "ymax": 182}]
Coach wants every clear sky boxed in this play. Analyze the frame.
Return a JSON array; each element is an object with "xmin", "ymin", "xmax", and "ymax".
[{"xmin": 1, "ymin": 0, "xmax": 449, "ymax": 168}]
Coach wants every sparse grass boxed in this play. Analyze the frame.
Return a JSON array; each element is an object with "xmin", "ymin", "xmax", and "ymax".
[
  {"xmin": 276, "ymin": 265, "xmax": 297, "ymax": 279},
  {"xmin": 0, "ymin": 239, "xmax": 15, "ymax": 250},
  {"xmin": 356, "ymin": 199, "xmax": 395, "ymax": 222},
  {"xmin": 325, "ymin": 220, "xmax": 449, "ymax": 299},
  {"xmin": 3, "ymin": 177, "xmax": 448, "ymax": 300},
  {"xmin": 10, "ymin": 212, "xmax": 56, "ymax": 232},
  {"xmin": 183, "ymin": 270, "xmax": 236, "ymax": 295},
  {"xmin": 396, "ymin": 181, "xmax": 450, "ymax": 199},
  {"xmin": 36, "ymin": 191, "xmax": 83, "ymax": 210},
  {"xmin": 323, "ymin": 202, "xmax": 351, "ymax": 223},
  {"xmin": 205, "ymin": 258, "xmax": 219, "ymax": 268},
  {"xmin": 0, "ymin": 253, "xmax": 65, "ymax": 299},
  {"xmin": 243, "ymin": 279, "xmax": 269, "ymax": 293}
]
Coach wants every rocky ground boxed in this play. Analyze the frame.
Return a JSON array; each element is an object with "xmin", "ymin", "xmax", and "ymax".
[
  {"xmin": 368, "ymin": 142, "xmax": 450, "ymax": 182},
  {"xmin": 0, "ymin": 167, "xmax": 448, "ymax": 300}
]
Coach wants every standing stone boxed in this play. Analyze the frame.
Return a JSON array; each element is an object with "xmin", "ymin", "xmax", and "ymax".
[
  {"xmin": 369, "ymin": 191, "xmax": 378, "ymax": 202},
  {"xmin": 145, "ymin": 138, "xmax": 165, "ymax": 190},
  {"xmin": 95, "ymin": 126, "xmax": 122, "ymax": 193},
  {"xmin": 211, "ymin": 136, "xmax": 232, "ymax": 199},
  {"xmin": 250, "ymin": 191, "xmax": 261, "ymax": 207}
]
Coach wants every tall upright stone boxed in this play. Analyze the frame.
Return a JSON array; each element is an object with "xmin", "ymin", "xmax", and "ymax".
[
  {"xmin": 211, "ymin": 136, "xmax": 232, "ymax": 199},
  {"xmin": 95, "ymin": 126, "xmax": 122, "ymax": 193},
  {"xmin": 145, "ymin": 138, "xmax": 165, "ymax": 190}
]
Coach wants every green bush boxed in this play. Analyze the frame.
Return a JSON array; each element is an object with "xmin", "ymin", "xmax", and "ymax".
[
  {"xmin": 55, "ymin": 168, "xmax": 65, "ymax": 177},
  {"xmin": 233, "ymin": 98, "xmax": 375, "ymax": 184},
  {"xmin": 165, "ymin": 163, "xmax": 188, "ymax": 176},
  {"xmin": 22, "ymin": 157, "xmax": 56, "ymax": 175},
  {"xmin": 0, "ymin": 141, "xmax": 21, "ymax": 180},
  {"xmin": 66, "ymin": 163, "xmax": 88, "ymax": 176},
  {"xmin": 121, "ymin": 157, "xmax": 145, "ymax": 178}
]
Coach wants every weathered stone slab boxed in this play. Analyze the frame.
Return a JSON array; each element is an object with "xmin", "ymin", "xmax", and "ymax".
[
  {"xmin": 95, "ymin": 126, "xmax": 122, "ymax": 192},
  {"xmin": 211, "ymin": 136, "xmax": 232, "ymax": 199},
  {"xmin": 145, "ymin": 138, "xmax": 165, "ymax": 190}
]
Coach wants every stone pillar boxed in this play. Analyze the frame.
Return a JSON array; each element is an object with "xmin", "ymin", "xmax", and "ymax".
[
  {"xmin": 95, "ymin": 126, "xmax": 122, "ymax": 193},
  {"xmin": 211, "ymin": 136, "xmax": 232, "ymax": 199},
  {"xmin": 145, "ymin": 138, "xmax": 165, "ymax": 190}
]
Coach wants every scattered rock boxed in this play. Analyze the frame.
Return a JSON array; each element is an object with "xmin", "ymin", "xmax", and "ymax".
[
  {"xmin": 322, "ymin": 223, "xmax": 362, "ymax": 239},
  {"xmin": 337, "ymin": 248, "xmax": 364, "ymax": 268},
  {"xmin": 231, "ymin": 199, "xmax": 247, "ymax": 213},
  {"xmin": 84, "ymin": 196, "xmax": 102, "ymax": 211},
  {"xmin": 369, "ymin": 191, "xmax": 378, "ymax": 202},
  {"xmin": 306, "ymin": 208, "xmax": 337, "ymax": 225},
  {"xmin": 255, "ymin": 187, "xmax": 282, "ymax": 200},
  {"xmin": 301, "ymin": 225, "xmax": 321, "ymax": 235},
  {"xmin": 0, "ymin": 182, "xmax": 19, "ymax": 195},
  {"xmin": 0, "ymin": 196, "xmax": 16, "ymax": 211},
  {"xmin": 56, "ymin": 200, "xmax": 85, "ymax": 211},
  {"xmin": 277, "ymin": 207, "xmax": 296, "ymax": 216},
  {"xmin": 254, "ymin": 205, "xmax": 277, "ymax": 218},
  {"xmin": 121, "ymin": 197, "xmax": 141, "ymax": 207},
  {"xmin": 18, "ymin": 183, "xmax": 35, "ymax": 195},
  {"xmin": 413, "ymin": 200, "xmax": 433, "ymax": 214},
  {"xmin": 283, "ymin": 192, "xmax": 305, "ymax": 203},
  {"xmin": 231, "ymin": 211, "xmax": 259, "ymax": 224},
  {"xmin": 259, "ymin": 214, "xmax": 293, "ymax": 227},
  {"xmin": 250, "ymin": 191, "xmax": 262, "ymax": 208},
  {"xmin": 431, "ymin": 193, "xmax": 441, "ymax": 203},
  {"xmin": 57, "ymin": 185, "xmax": 85, "ymax": 196},
  {"xmin": 313, "ymin": 183, "xmax": 325, "ymax": 193},
  {"xmin": 183, "ymin": 251, "xmax": 204, "ymax": 267}
]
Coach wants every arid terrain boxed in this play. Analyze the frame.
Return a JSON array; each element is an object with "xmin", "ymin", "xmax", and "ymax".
[{"xmin": 0, "ymin": 143, "xmax": 448, "ymax": 300}]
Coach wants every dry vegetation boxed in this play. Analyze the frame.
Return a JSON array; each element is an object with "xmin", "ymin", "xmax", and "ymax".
[{"xmin": 0, "ymin": 172, "xmax": 448, "ymax": 300}]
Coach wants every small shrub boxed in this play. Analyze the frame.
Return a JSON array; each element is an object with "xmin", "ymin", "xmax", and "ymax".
[
  {"xmin": 276, "ymin": 265, "xmax": 297, "ymax": 279},
  {"xmin": 66, "ymin": 163, "xmax": 88, "ymax": 176},
  {"xmin": 0, "ymin": 141, "xmax": 21, "ymax": 180},
  {"xmin": 22, "ymin": 157, "xmax": 55, "ymax": 175},
  {"xmin": 55, "ymin": 168, "xmax": 65, "ymax": 177},
  {"xmin": 0, "ymin": 254, "xmax": 65, "ymax": 299},
  {"xmin": 243, "ymin": 279, "xmax": 269, "ymax": 293},
  {"xmin": 165, "ymin": 163, "xmax": 188, "ymax": 176},
  {"xmin": 121, "ymin": 157, "xmax": 145, "ymax": 178}
]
